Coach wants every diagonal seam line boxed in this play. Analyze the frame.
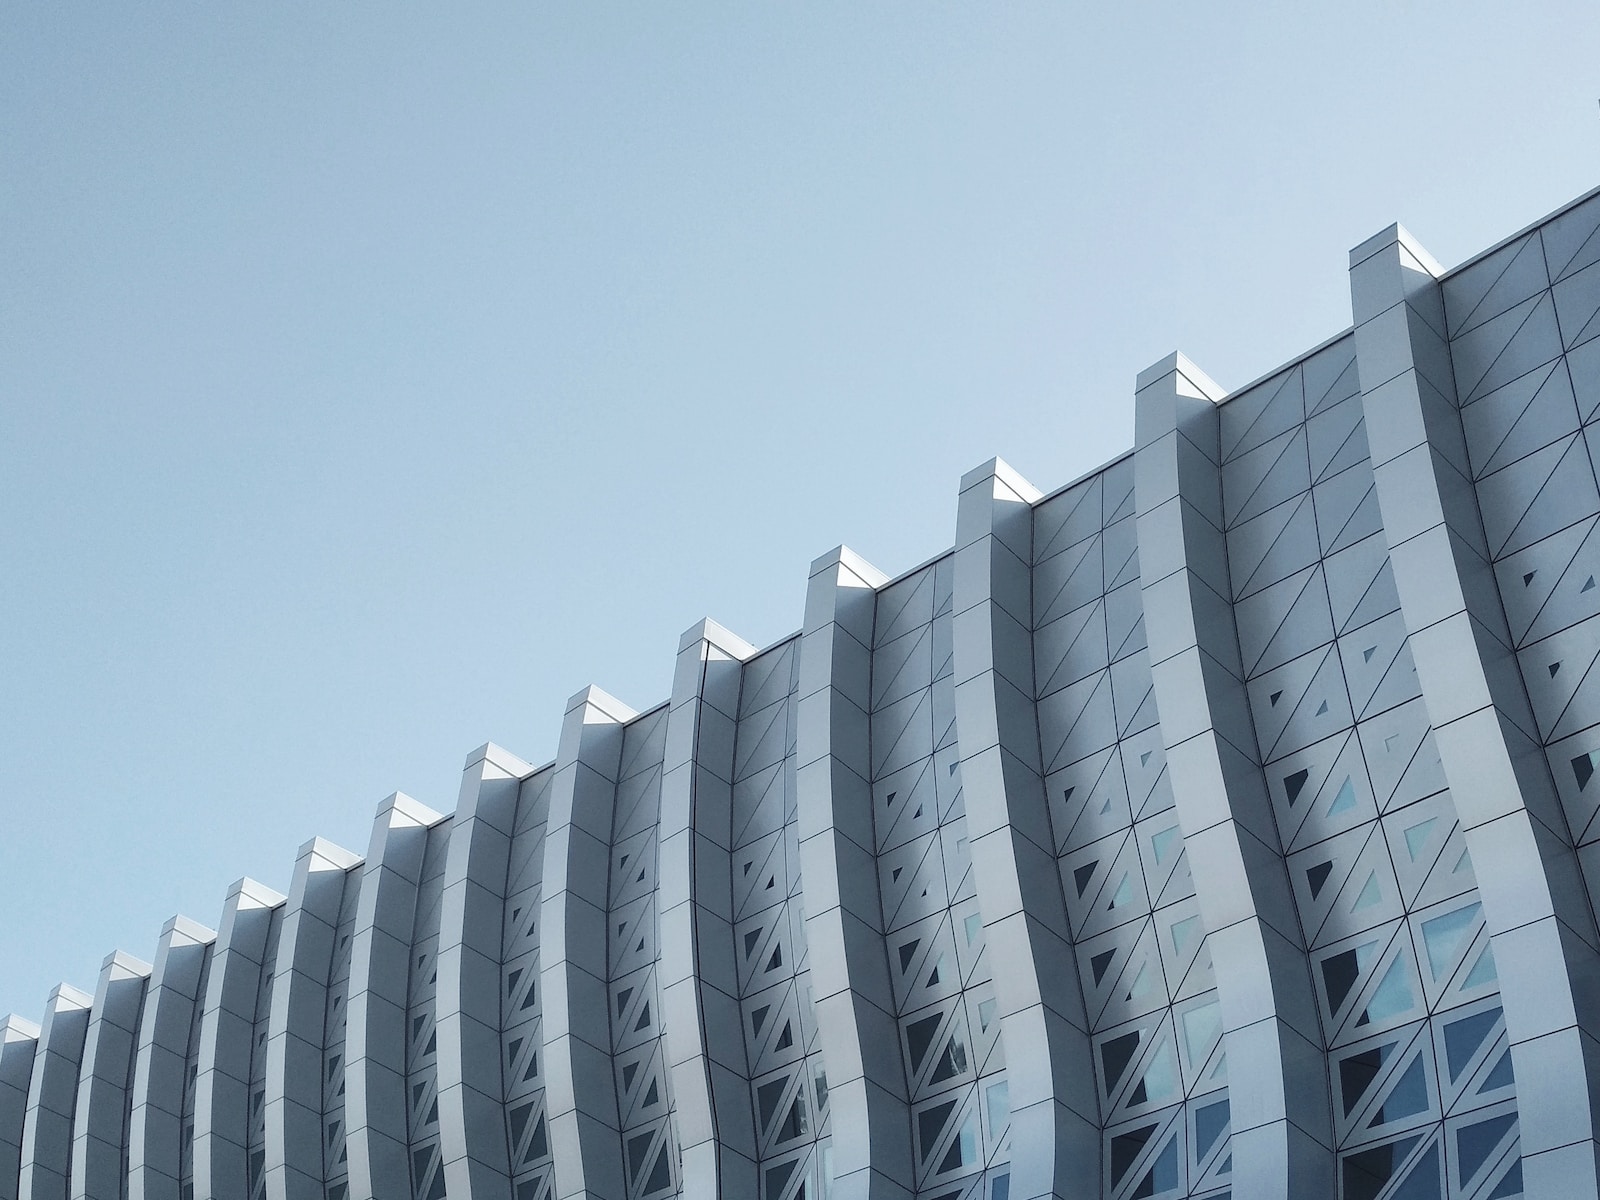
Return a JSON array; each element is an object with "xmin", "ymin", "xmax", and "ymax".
[
  {"xmin": 879, "ymin": 756, "xmax": 935, "ymax": 848},
  {"xmin": 1514, "ymin": 515, "xmax": 1599, "ymax": 647},
  {"xmin": 730, "ymin": 761, "xmax": 784, "ymax": 850},
  {"xmin": 1046, "ymin": 672, "xmax": 1114, "ymax": 774},
  {"xmin": 1464, "ymin": 294, "xmax": 1550, "ymax": 404},
  {"xmin": 1037, "ymin": 536, "xmax": 1101, "ymax": 628},
  {"xmin": 1353, "ymin": 634, "xmax": 1410, "ymax": 721},
  {"xmin": 1324, "ymin": 479, "xmax": 1377, "ymax": 557},
  {"xmin": 872, "ymin": 689, "xmax": 931, "ymax": 779},
  {"xmin": 1312, "ymin": 406, "xmax": 1364, "ymax": 483},
  {"xmin": 1036, "ymin": 483, "xmax": 1101, "ymax": 563},
  {"xmin": 1105, "ymin": 531, "xmax": 1141, "ymax": 591},
  {"xmin": 1246, "ymin": 566, "xmax": 1320, "ymax": 678},
  {"xmin": 1566, "ymin": 287, "xmax": 1600, "ymax": 350},
  {"xmin": 1109, "ymin": 605, "xmax": 1147, "ymax": 664},
  {"xmin": 871, "ymin": 624, "xmax": 932, "ymax": 711},
  {"xmin": 1223, "ymin": 369, "xmax": 1297, "ymax": 464},
  {"xmin": 1238, "ymin": 492, "xmax": 1315, "ymax": 598},
  {"xmin": 1106, "ymin": 475, "xmax": 1137, "ymax": 524},
  {"xmin": 1307, "ymin": 351, "xmax": 1359, "ymax": 415},
  {"xmin": 733, "ymin": 701, "xmax": 786, "ymax": 782},
  {"xmin": 1455, "ymin": 236, "xmax": 1535, "ymax": 336},
  {"xmin": 1553, "ymin": 213, "xmax": 1600, "ymax": 282},
  {"xmin": 1477, "ymin": 360, "xmax": 1560, "ymax": 477},
  {"xmin": 1545, "ymin": 637, "xmax": 1600, "ymax": 742},
  {"xmin": 1265, "ymin": 647, "xmax": 1338, "ymax": 762},
  {"xmin": 1497, "ymin": 434, "xmax": 1584, "ymax": 560},
  {"xmin": 1227, "ymin": 427, "xmax": 1307, "ymax": 531},
  {"xmin": 1040, "ymin": 600, "xmax": 1106, "ymax": 697}
]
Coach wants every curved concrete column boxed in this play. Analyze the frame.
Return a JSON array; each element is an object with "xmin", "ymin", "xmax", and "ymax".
[
  {"xmin": 69, "ymin": 951, "xmax": 150, "ymax": 1200},
  {"xmin": 1351, "ymin": 224, "xmax": 1600, "ymax": 1195},
  {"xmin": 435, "ymin": 742, "xmax": 532, "ymax": 1197},
  {"xmin": 659, "ymin": 619, "xmax": 757, "ymax": 1199},
  {"xmin": 19, "ymin": 984, "xmax": 93, "ymax": 1200},
  {"xmin": 540, "ymin": 686, "xmax": 635, "ymax": 1200},
  {"xmin": 951, "ymin": 459, "xmax": 1097, "ymax": 1200},
  {"xmin": 0, "ymin": 1016, "xmax": 40, "ymax": 1200},
  {"xmin": 501, "ymin": 764, "xmax": 558, "ymax": 1199},
  {"xmin": 263, "ymin": 839, "xmax": 361, "ymax": 1200},
  {"xmin": 1133, "ymin": 353, "xmax": 1333, "ymax": 1196},
  {"xmin": 794, "ymin": 547, "xmax": 907, "ymax": 1200},
  {"xmin": 128, "ymin": 917, "xmax": 215, "ymax": 1200},
  {"xmin": 342, "ymin": 793, "xmax": 445, "ymax": 1200},
  {"xmin": 193, "ymin": 878, "xmax": 285, "ymax": 1200}
]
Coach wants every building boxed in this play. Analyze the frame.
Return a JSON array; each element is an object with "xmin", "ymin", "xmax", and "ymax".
[{"xmin": 8, "ymin": 187, "xmax": 1600, "ymax": 1200}]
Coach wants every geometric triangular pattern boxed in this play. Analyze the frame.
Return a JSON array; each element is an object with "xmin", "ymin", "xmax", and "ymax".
[
  {"xmin": 1336, "ymin": 610, "xmax": 1421, "ymax": 722},
  {"xmin": 1518, "ymin": 616, "xmax": 1600, "ymax": 743},
  {"xmin": 729, "ymin": 636, "xmax": 828, "ymax": 1191},
  {"xmin": 504, "ymin": 770, "xmax": 556, "ymax": 1200},
  {"xmin": 1220, "ymin": 363, "xmax": 1304, "ymax": 465},
  {"xmin": 1306, "ymin": 334, "xmax": 1363, "ymax": 417},
  {"xmin": 1222, "ymin": 426, "xmax": 1310, "ymax": 529},
  {"xmin": 1307, "ymin": 390, "xmax": 1370, "ymax": 485},
  {"xmin": 1460, "ymin": 358, "xmax": 1578, "ymax": 480},
  {"xmin": 1492, "ymin": 516, "xmax": 1600, "ymax": 647},
  {"xmin": 1554, "ymin": 259, "xmax": 1600, "ymax": 352},
  {"xmin": 868, "ymin": 558, "xmax": 1004, "ymax": 1190},
  {"xmin": 1355, "ymin": 699, "xmax": 1448, "ymax": 815},
  {"xmin": 1542, "ymin": 193, "xmax": 1600, "ymax": 285},
  {"xmin": 1446, "ymin": 231, "xmax": 1549, "ymax": 341},
  {"xmin": 404, "ymin": 823, "xmax": 449, "ymax": 1200},
  {"xmin": 1313, "ymin": 459, "xmax": 1384, "ymax": 558},
  {"xmin": 1323, "ymin": 531, "xmax": 1403, "ymax": 637},
  {"xmin": 1476, "ymin": 432, "xmax": 1600, "ymax": 561},
  {"xmin": 1234, "ymin": 564, "xmax": 1334, "ymax": 680},
  {"xmin": 1246, "ymin": 644, "xmax": 1355, "ymax": 763},
  {"xmin": 1227, "ymin": 491, "xmax": 1322, "ymax": 601},
  {"xmin": 1453, "ymin": 292, "xmax": 1564, "ymax": 407},
  {"xmin": 1215, "ymin": 346, "xmax": 1522, "ymax": 1186},
  {"xmin": 1031, "ymin": 465, "xmax": 1228, "ymax": 1200}
]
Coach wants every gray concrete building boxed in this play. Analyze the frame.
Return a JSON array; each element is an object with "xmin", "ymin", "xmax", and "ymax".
[{"xmin": 10, "ymin": 186, "xmax": 1600, "ymax": 1200}]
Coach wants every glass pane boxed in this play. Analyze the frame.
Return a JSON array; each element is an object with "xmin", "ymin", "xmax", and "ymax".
[
  {"xmin": 985, "ymin": 1081, "xmax": 1009, "ymax": 1133},
  {"xmin": 907, "ymin": 1013, "xmax": 943, "ymax": 1073},
  {"xmin": 1420, "ymin": 904, "xmax": 1480, "ymax": 981},
  {"xmin": 1458, "ymin": 1114, "xmax": 1516, "ymax": 1185},
  {"xmin": 1443, "ymin": 1008, "xmax": 1499, "ymax": 1081},
  {"xmin": 1340, "ymin": 1134, "xmax": 1422, "ymax": 1200},
  {"xmin": 1194, "ymin": 1098, "xmax": 1229, "ymax": 1159},
  {"xmin": 1366, "ymin": 1055, "xmax": 1427, "ymax": 1127},
  {"xmin": 1359, "ymin": 958, "xmax": 1416, "ymax": 1026}
]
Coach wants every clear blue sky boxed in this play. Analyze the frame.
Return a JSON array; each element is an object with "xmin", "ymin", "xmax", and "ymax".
[{"xmin": 3, "ymin": 4, "xmax": 1598, "ymax": 1020}]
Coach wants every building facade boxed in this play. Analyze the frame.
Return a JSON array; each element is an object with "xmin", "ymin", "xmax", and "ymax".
[{"xmin": 8, "ymin": 189, "xmax": 1600, "ymax": 1200}]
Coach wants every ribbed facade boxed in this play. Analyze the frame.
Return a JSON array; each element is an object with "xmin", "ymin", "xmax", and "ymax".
[{"xmin": 11, "ymin": 189, "xmax": 1600, "ymax": 1200}]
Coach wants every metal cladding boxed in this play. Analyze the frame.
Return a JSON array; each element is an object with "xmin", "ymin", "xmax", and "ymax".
[{"xmin": 13, "ymin": 189, "xmax": 1600, "ymax": 1200}]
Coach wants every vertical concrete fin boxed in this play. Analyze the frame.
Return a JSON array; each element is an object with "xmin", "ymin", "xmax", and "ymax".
[
  {"xmin": 69, "ymin": 951, "xmax": 152, "ymax": 1200},
  {"xmin": 952, "ymin": 459, "xmax": 1098, "ymax": 1200},
  {"xmin": 0, "ymin": 1015, "xmax": 41, "ymax": 1200},
  {"xmin": 193, "ymin": 878, "xmax": 286, "ymax": 1200},
  {"xmin": 659, "ymin": 619, "xmax": 758, "ymax": 1200},
  {"xmin": 1351, "ymin": 225, "xmax": 1600, "ymax": 1196},
  {"xmin": 129, "ymin": 917, "xmax": 215, "ymax": 1200},
  {"xmin": 795, "ymin": 548, "xmax": 912, "ymax": 1200},
  {"xmin": 342, "ymin": 794, "xmax": 445, "ymax": 1200},
  {"xmin": 1134, "ymin": 354, "xmax": 1335, "ymax": 1196},
  {"xmin": 500, "ymin": 760, "xmax": 559, "ymax": 1199},
  {"xmin": 540, "ymin": 686, "xmax": 635, "ymax": 1200},
  {"xmin": 434, "ymin": 743, "xmax": 530, "ymax": 1197},
  {"xmin": 18, "ymin": 984, "xmax": 93, "ymax": 1200},
  {"xmin": 263, "ymin": 838, "xmax": 361, "ymax": 1200}
]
